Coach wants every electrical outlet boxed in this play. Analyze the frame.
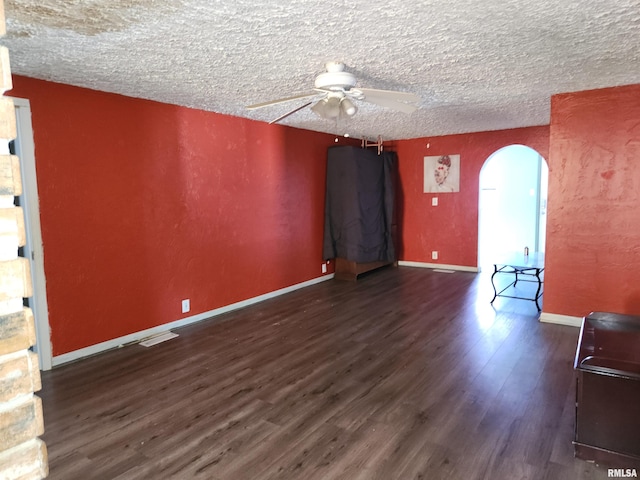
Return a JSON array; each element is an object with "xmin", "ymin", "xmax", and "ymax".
[
  {"xmin": 432, "ymin": 251, "xmax": 438, "ymax": 260},
  {"xmin": 321, "ymin": 263, "xmax": 327, "ymax": 274},
  {"xmin": 181, "ymin": 299, "xmax": 190, "ymax": 313}
]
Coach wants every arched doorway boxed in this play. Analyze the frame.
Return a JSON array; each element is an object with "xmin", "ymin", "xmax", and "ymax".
[{"xmin": 478, "ymin": 145, "xmax": 548, "ymax": 271}]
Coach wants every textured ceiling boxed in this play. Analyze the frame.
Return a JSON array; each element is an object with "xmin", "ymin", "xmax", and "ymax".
[{"xmin": 2, "ymin": 0, "xmax": 640, "ymax": 140}]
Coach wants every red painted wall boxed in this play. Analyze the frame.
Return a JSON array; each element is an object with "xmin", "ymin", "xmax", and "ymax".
[
  {"xmin": 394, "ymin": 127, "xmax": 550, "ymax": 266},
  {"xmin": 10, "ymin": 76, "xmax": 352, "ymax": 356},
  {"xmin": 14, "ymin": 74, "xmax": 636, "ymax": 354},
  {"xmin": 545, "ymin": 84, "xmax": 640, "ymax": 317}
]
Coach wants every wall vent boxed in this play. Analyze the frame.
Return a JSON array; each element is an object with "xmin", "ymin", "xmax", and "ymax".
[{"xmin": 139, "ymin": 331, "xmax": 178, "ymax": 347}]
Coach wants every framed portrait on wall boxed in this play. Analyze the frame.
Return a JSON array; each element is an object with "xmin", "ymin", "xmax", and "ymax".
[{"xmin": 424, "ymin": 154, "xmax": 460, "ymax": 193}]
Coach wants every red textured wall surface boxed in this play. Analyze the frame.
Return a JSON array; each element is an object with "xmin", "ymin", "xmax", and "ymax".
[
  {"xmin": 394, "ymin": 127, "xmax": 550, "ymax": 267},
  {"xmin": 15, "ymin": 74, "xmax": 636, "ymax": 354},
  {"xmin": 11, "ymin": 76, "xmax": 351, "ymax": 356},
  {"xmin": 545, "ymin": 84, "xmax": 640, "ymax": 317}
]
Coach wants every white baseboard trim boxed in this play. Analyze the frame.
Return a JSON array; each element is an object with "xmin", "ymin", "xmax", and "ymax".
[
  {"xmin": 398, "ymin": 260, "xmax": 479, "ymax": 273},
  {"xmin": 53, "ymin": 273, "xmax": 335, "ymax": 367},
  {"xmin": 539, "ymin": 312, "xmax": 582, "ymax": 327}
]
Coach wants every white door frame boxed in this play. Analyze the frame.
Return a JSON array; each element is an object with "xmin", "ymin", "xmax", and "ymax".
[{"xmin": 13, "ymin": 97, "xmax": 52, "ymax": 370}]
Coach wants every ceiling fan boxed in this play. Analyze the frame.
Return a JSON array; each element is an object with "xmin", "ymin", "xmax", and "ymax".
[{"xmin": 246, "ymin": 62, "xmax": 420, "ymax": 124}]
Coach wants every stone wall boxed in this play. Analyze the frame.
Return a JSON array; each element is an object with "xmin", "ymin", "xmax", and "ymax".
[{"xmin": 0, "ymin": 1, "xmax": 48, "ymax": 478}]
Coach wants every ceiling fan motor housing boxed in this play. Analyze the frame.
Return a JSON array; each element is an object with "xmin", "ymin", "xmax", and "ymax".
[{"xmin": 315, "ymin": 62, "xmax": 357, "ymax": 91}]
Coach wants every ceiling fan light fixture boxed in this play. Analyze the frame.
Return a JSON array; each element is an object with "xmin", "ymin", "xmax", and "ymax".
[
  {"xmin": 341, "ymin": 97, "xmax": 357, "ymax": 116},
  {"xmin": 310, "ymin": 99, "xmax": 326, "ymax": 117},
  {"xmin": 325, "ymin": 96, "xmax": 341, "ymax": 118},
  {"xmin": 311, "ymin": 96, "xmax": 343, "ymax": 119}
]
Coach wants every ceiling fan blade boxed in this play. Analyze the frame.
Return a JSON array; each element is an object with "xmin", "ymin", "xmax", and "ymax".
[
  {"xmin": 247, "ymin": 92, "xmax": 317, "ymax": 110},
  {"xmin": 352, "ymin": 87, "xmax": 420, "ymax": 105},
  {"xmin": 360, "ymin": 95, "xmax": 419, "ymax": 114},
  {"xmin": 268, "ymin": 101, "xmax": 314, "ymax": 124}
]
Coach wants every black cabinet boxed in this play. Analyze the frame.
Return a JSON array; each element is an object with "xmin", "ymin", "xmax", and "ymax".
[{"xmin": 574, "ymin": 311, "xmax": 640, "ymax": 467}]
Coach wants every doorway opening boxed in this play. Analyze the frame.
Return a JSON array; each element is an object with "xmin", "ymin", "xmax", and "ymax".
[{"xmin": 478, "ymin": 145, "xmax": 548, "ymax": 271}]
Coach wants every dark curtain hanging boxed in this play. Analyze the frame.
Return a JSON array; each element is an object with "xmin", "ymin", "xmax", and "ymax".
[{"xmin": 323, "ymin": 146, "xmax": 396, "ymax": 263}]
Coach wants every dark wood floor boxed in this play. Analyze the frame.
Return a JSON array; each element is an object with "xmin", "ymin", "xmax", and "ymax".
[{"xmin": 40, "ymin": 266, "xmax": 608, "ymax": 479}]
